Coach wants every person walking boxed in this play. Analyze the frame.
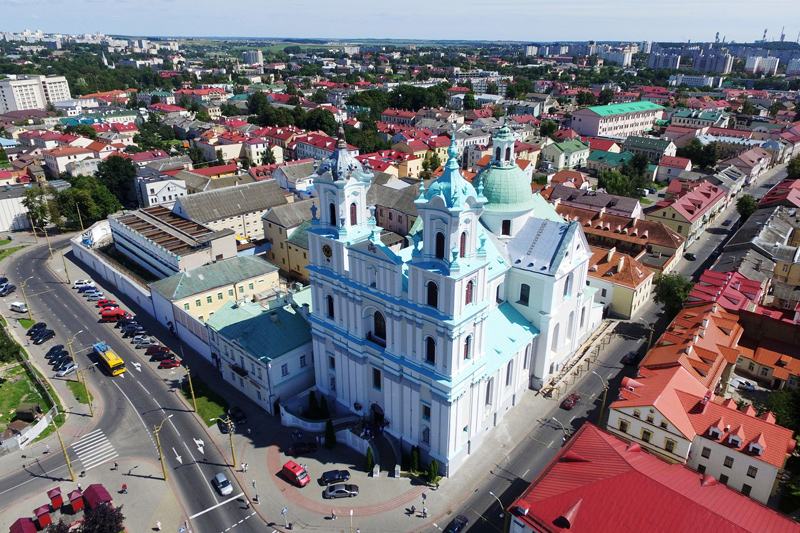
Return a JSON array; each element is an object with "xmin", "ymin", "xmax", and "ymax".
[
  {"xmin": 422, "ymin": 507, "xmax": 427, "ymax": 518},
  {"xmin": 122, "ymin": 484, "xmax": 127, "ymax": 494},
  {"xmin": 77, "ymin": 483, "xmax": 82, "ymax": 491},
  {"xmin": 244, "ymin": 463, "xmax": 248, "ymax": 473},
  {"xmin": 241, "ymin": 462, "xmax": 245, "ymax": 472},
  {"xmin": 155, "ymin": 522, "xmax": 161, "ymax": 531},
  {"xmin": 113, "ymin": 461, "xmax": 118, "ymax": 471},
  {"xmin": 331, "ymin": 509, "xmax": 337, "ymax": 520}
]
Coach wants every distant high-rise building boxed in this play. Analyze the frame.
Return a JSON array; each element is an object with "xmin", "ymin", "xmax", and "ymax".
[
  {"xmin": 641, "ymin": 41, "xmax": 653, "ymax": 54},
  {"xmin": 525, "ymin": 44, "xmax": 538, "ymax": 57},
  {"xmin": 342, "ymin": 46, "xmax": 360, "ymax": 55},
  {"xmin": 693, "ymin": 52, "xmax": 733, "ymax": 74},
  {"xmin": 0, "ymin": 75, "xmax": 71, "ymax": 113},
  {"xmin": 787, "ymin": 58, "xmax": 800, "ymax": 76},
  {"xmin": 745, "ymin": 56, "xmax": 779, "ymax": 75},
  {"xmin": 598, "ymin": 50, "xmax": 632, "ymax": 67},
  {"xmin": 242, "ymin": 49, "xmax": 264, "ymax": 66},
  {"xmin": 647, "ymin": 53, "xmax": 681, "ymax": 70}
]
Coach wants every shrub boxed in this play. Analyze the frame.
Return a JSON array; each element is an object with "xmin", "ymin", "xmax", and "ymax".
[
  {"xmin": 428, "ymin": 459, "xmax": 439, "ymax": 483},
  {"xmin": 365, "ymin": 446, "xmax": 375, "ymax": 473},
  {"xmin": 324, "ymin": 419, "xmax": 336, "ymax": 449}
]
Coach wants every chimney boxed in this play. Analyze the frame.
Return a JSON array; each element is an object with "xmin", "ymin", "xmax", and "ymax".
[
  {"xmin": 606, "ymin": 247, "xmax": 616, "ymax": 263},
  {"xmin": 699, "ymin": 328, "xmax": 705, "ymax": 338},
  {"xmin": 702, "ymin": 318, "xmax": 709, "ymax": 328},
  {"xmin": 270, "ymin": 311, "xmax": 278, "ymax": 322},
  {"xmin": 693, "ymin": 334, "xmax": 699, "ymax": 343},
  {"xmin": 618, "ymin": 256, "xmax": 625, "ymax": 271},
  {"xmin": 711, "ymin": 304, "xmax": 718, "ymax": 313}
]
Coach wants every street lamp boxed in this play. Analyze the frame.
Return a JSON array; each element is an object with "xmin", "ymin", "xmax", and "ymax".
[
  {"xmin": 592, "ymin": 371, "xmax": 609, "ymax": 428},
  {"xmin": 154, "ymin": 414, "xmax": 174, "ymax": 481},
  {"xmin": 211, "ymin": 416, "xmax": 236, "ymax": 467},
  {"xmin": 20, "ymin": 275, "xmax": 34, "ymax": 322},
  {"xmin": 51, "ymin": 415, "xmax": 76, "ymax": 482},
  {"xmin": 551, "ymin": 417, "xmax": 571, "ymax": 441},
  {"xmin": 488, "ymin": 490, "xmax": 505, "ymax": 518},
  {"xmin": 34, "ymin": 226, "xmax": 54, "ymax": 260},
  {"xmin": 184, "ymin": 365, "xmax": 197, "ymax": 412},
  {"xmin": 67, "ymin": 330, "xmax": 93, "ymax": 417},
  {"xmin": 639, "ymin": 318, "xmax": 656, "ymax": 351},
  {"xmin": 61, "ymin": 249, "xmax": 70, "ymax": 285}
]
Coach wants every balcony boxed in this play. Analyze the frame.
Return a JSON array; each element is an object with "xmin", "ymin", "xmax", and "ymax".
[{"xmin": 229, "ymin": 363, "xmax": 249, "ymax": 378}]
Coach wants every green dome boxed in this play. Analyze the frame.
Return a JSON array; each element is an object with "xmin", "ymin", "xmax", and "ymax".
[{"xmin": 477, "ymin": 163, "xmax": 537, "ymax": 213}]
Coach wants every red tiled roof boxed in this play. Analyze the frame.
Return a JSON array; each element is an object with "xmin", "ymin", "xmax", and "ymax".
[
  {"xmin": 189, "ymin": 164, "xmax": 238, "ymax": 176},
  {"xmin": 688, "ymin": 270, "xmax": 764, "ymax": 311},
  {"xmin": 508, "ymin": 423, "xmax": 800, "ymax": 533},
  {"xmin": 649, "ymin": 180, "xmax": 726, "ymax": 224},
  {"xmin": 587, "ymin": 246, "xmax": 654, "ymax": 290},
  {"xmin": 659, "ymin": 156, "xmax": 692, "ymax": 169},
  {"xmin": 582, "ymin": 137, "xmax": 618, "ymax": 152},
  {"xmin": 381, "ymin": 109, "xmax": 417, "ymax": 119},
  {"xmin": 759, "ymin": 178, "xmax": 800, "ymax": 208},
  {"xmin": 555, "ymin": 205, "xmax": 685, "ymax": 250},
  {"xmin": 43, "ymin": 146, "xmax": 92, "ymax": 157}
]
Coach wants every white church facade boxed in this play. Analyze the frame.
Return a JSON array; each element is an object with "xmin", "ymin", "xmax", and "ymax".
[{"xmin": 305, "ymin": 123, "xmax": 602, "ymax": 475}]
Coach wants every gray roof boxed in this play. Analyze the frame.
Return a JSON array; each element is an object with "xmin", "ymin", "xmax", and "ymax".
[
  {"xmin": 177, "ymin": 170, "xmax": 256, "ymax": 193},
  {"xmin": 711, "ymin": 249, "xmax": 775, "ymax": 283},
  {"xmin": 623, "ymin": 136, "xmax": 673, "ymax": 151},
  {"xmin": 724, "ymin": 206, "xmax": 800, "ymax": 262},
  {"xmin": 149, "ymin": 255, "xmax": 278, "ymax": 301},
  {"xmin": 275, "ymin": 161, "xmax": 316, "ymax": 184},
  {"xmin": 506, "ymin": 218, "xmax": 578, "ymax": 276},
  {"xmin": 772, "ymin": 281, "xmax": 800, "ymax": 303},
  {"xmin": 286, "ymin": 220, "xmax": 312, "ymax": 248},
  {"xmin": 367, "ymin": 182, "xmax": 420, "ymax": 218},
  {"xmin": 262, "ymin": 198, "xmax": 315, "ymax": 228},
  {"xmin": 548, "ymin": 185, "xmax": 641, "ymax": 215},
  {"xmin": 144, "ymin": 155, "xmax": 192, "ymax": 173},
  {"xmin": 176, "ymin": 180, "xmax": 287, "ymax": 223}
]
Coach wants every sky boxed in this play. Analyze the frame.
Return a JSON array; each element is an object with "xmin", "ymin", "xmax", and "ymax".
[{"xmin": 3, "ymin": 0, "xmax": 800, "ymax": 44}]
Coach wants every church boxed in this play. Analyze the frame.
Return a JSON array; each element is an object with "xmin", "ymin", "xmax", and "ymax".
[{"xmin": 305, "ymin": 122, "xmax": 602, "ymax": 475}]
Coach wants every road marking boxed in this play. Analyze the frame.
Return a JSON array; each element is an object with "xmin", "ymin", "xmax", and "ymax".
[
  {"xmin": 189, "ymin": 492, "xmax": 245, "ymax": 519},
  {"xmin": 182, "ymin": 441, "xmax": 217, "ymax": 500},
  {"xmin": 549, "ymin": 440, "xmax": 554, "ymax": 447},
  {"xmin": 112, "ymin": 379, "xmax": 157, "ymax": 451},
  {"xmin": 137, "ymin": 381, "xmax": 150, "ymax": 394},
  {"xmin": 71, "ymin": 429, "xmax": 118, "ymax": 471},
  {"xmin": 523, "ymin": 469, "xmax": 530, "ymax": 477}
]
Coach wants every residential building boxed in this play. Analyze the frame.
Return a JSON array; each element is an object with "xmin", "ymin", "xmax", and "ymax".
[
  {"xmin": 305, "ymin": 125, "xmax": 601, "ymax": 475},
  {"xmin": 242, "ymin": 49, "xmax": 264, "ymax": 66},
  {"xmin": 270, "ymin": 160, "xmax": 316, "ymax": 196},
  {"xmin": 608, "ymin": 362, "xmax": 796, "ymax": 505},
  {"xmin": 0, "ymin": 75, "xmax": 71, "ymax": 113},
  {"xmin": 693, "ymin": 53, "xmax": 734, "ymax": 74},
  {"xmin": 570, "ymin": 101, "xmax": 664, "ymax": 138},
  {"xmin": 657, "ymin": 156, "xmax": 693, "ymax": 181},
  {"xmin": 647, "ymin": 53, "xmax": 681, "ymax": 70},
  {"xmin": 41, "ymin": 145, "xmax": 94, "ymax": 178},
  {"xmin": 719, "ymin": 147, "xmax": 772, "ymax": 181},
  {"xmin": 687, "ymin": 270, "xmax": 764, "ymax": 312},
  {"xmin": 540, "ymin": 140, "xmax": 590, "ymax": 170},
  {"xmin": 177, "ymin": 169, "xmax": 256, "ymax": 195},
  {"xmin": 294, "ymin": 133, "xmax": 359, "ymax": 161},
  {"xmin": 645, "ymin": 180, "xmax": 727, "ymax": 246},
  {"xmin": 668, "ymin": 74, "xmax": 726, "ymax": 88},
  {"xmin": 585, "ymin": 150, "xmax": 633, "ymax": 176},
  {"xmin": 548, "ymin": 185, "xmax": 643, "ymax": 219},
  {"xmin": 368, "ymin": 180, "xmax": 420, "ymax": 236},
  {"xmin": 550, "ymin": 170, "xmax": 589, "ymax": 189},
  {"xmin": 735, "ymin": 314, "xmax": 800, "ymax": 390},
  {"xmin": 136, "ymin": 177, "xmax": 187, "ymax": 209},
  {"xmin": 262, "ymin": 199, "xmax": 315, "ymax": 273},
  {"xmin": 622, "ymin": 136, "xmax": 677, "ymax": 164},
  {"xmin": 380, "ymin": 109, "xmax": 417, "ymax": 126},
  {"xmin": 745, "ymin": 56, "xmax": 780, "ymax": 76},
  {"xmin": 508, "ymin": 423, "xmax": 800, "ymax": 533},
  {"xmin": 759, "ymin": 179, "xmax": 800, "ymax": 209},
  {"xmin": 109, "ymin": 206, "xmax": 237, "ymax": 279},
  {"xmin": 787, "ymin": 58, "xmax": 800, "ymax": 76},
  {"xmin": 173, "ymin": 180, "xmax": 287, "ymax": 241},
  {"xmin": 586, "ymin": 246, "xmax": 654, "ymax": 319},
  {"xmin": 285, "ymin": 220, "xmax": 312, "ymax": 282},
  {"xmin": 672, "ymin": 109, "xmax": 730, "ymax": 129}
]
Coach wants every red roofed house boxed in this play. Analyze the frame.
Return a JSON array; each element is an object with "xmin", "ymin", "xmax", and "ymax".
[
  {"xmin": 687, "ymin": 270, "xmax": 764, "ymax": 312},
  {"xmin": 552, "ymin": 129, "xmax": 580, "ymax": 142},
  {"xmin": 581, "ymin": 137, "xmax": 620, "ymax": 153},
  {"xmin": 550, "ymin": 170, "xmax": 590, "ymax": 190},
  {"xmin": 380, "ymin": 109, "xmax": 416, "ymax": 126},
  {"xmin": 645, "ymin": 180, "xmax": 727, "ymax": 245},
  {"xmin": 719, "ymin": 147, "xmax": 772, "ymax": 182},
  {"xmin": 657, "ymin": 155, "xmax": 694, "ymax": 181},
  {"xmin": 356, "ymin": 150, "xmax": 421, "ymax": 179},
  {"xmin": 42, "ymin": 145, "xmax": 94, "ymax": 178},
  {"xmin": 294, "ymin": 132, "xmax": 358, "ymax": 160},
  {"xmin": 508, "ymin": 422, "xmax": 800, "ymax": 533},
  {"xmin": 608, "ymin": 362, "xmax": 796, "ymax": 504},
  {"xmin": 186, "ymin": 164, "xmax": 238, "ymax": 179},
  {"xmin": 759, "ymin": 178, "xmax": 800, "ymax": 209},
  {"xmin": 464, "ymin": 108, "xmax": 494, "ymax": 122},
  {"xmin": 586, "ymin": 246, "xmax": 655, "ymax": 319}
]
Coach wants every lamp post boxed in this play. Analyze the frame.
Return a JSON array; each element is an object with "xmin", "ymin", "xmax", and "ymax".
[
  {"xmin": 552, "ymin": 417, "xmax": 571, "ymax": 441},
  {"xmin": 20, "ymin": 275, "xmax": 34, "ymax": 322},
  {"xmin": 488, "ymin": 490, "xmax": 505, "ymax": 518},
  {"xmin": 28, "ymin": 215, "xmax": 39, "ymax": 244},
  {"xmin": 211, "ymin": 416, "xmax": 236, "ymax": 467},
  {"xmin": 74, "ymin": 203, "xmax": 84, "ymax": 231},
  {"xmin": 185, "ymin": 365, "xmax": 197, "ymax": 412},
  {"xmin": 34, "ymin": 226, "xmax": 54, "ymax": 260},
  {"xmin": 592, "ymin": 371, "xmax": 609, "ymax": 428},
  {"xmin": 639, "ymin": 318, "xmax": 656, "ymax": 351},
  {"xmin": 61, "ymin": 249, "xmax": 70, "ymax": 285},
  {"xmin": 154, "ymin": 414, "xmax": 174, "ymax": 481},
  {"xmin": 68, "ymin": 330, "xmax": 92, "ymax": 417},
  {"xmin": 52, "ymin": 415, "xmax": 75, "ymax": 482}
]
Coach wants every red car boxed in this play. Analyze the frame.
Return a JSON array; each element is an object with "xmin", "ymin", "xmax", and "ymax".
[
  {"xmin": 158, "ymin": 358, "xmax": 181, "ymax": 369},
  {"xmin": 145, "ymin": 345, "xmax": 170, "ymax": 356},
  {"xmin": 95, "ymin": 299, "xmax": 116, "ymax": 308},
  {"xmin": 561, "ymin": 393, "xmax": 581, "ymax": 410}
]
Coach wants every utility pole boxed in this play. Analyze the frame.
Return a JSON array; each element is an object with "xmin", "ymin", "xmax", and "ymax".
[
  {"xmin": 185, "ymin": 366, "xmax": 197, "ymax": 412},
  {"xmin": 154, "ymin": 415, "xmax": 174, "ymax": 481},
  {"xmin": 61, "ymin": 249, "xmax": 71, "ymax": 285},
  {"xmin": 53, "ymin": 416, "xmax": 75, "ymax": 482},
  {"xmin": 20, "ymin": 276, "xmax": 34, "ymax": 322}
]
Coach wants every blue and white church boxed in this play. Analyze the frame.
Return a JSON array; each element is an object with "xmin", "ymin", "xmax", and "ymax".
[{"xmin": 306, "ymin": 123, "xmax": 602, "ymax": 475}]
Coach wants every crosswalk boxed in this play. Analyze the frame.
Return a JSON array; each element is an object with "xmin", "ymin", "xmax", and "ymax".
[{"xmin": 71, "ymin": 429, "xmax": 118, "ymax": 472}]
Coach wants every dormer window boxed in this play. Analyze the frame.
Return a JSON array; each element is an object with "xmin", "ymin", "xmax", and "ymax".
[
  {"xmin": 708, "ymin": 427, "xmax": 722, "ymax": 439},
  {"xmin": 728, "ymin": 435, "xmax": 742, "ymax": 447},
  {"xmin": 748, "ymin": 443, "xmax": 763, "ymax": 456}
]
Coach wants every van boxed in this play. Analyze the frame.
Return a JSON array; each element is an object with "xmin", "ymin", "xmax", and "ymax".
[
  {"xmin": 282, "ymin": 460, "xmax": 310, "ymax": 487},
  {"xmin": 10, "ymin": 302, "xmax": 27, "ymax": 313}
]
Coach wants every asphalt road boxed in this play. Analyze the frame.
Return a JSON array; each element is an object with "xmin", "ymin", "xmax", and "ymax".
[{"xmin": 0, "ymin": 240, "xmax": 263, "ymax": 533}]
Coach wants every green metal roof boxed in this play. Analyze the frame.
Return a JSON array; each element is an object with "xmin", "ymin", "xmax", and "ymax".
[
  {"xmin": 149, "ymin": 256, "xmax": 278, "ymax": 302},
  {"xmin": 587, "ymin": 150, "xmax": 634, "ymax": 166},
  {"xmin": 205, "ymin": 300, "xmax": 311, "ymax": 362},
  {"xmin": 530, "ymin": 193, "xmax": 566, "ymax": 222},
  {"xmin": 586, "ymin": 101, "xmax": 664, "ymax": 117},
  {"xmin": 480, "ymin": 302, "xmax": 538, "ymax": 378},
  {"xmin": 286, "ymin": 220, "xmax": 312, "ymax": 249},
  {"xmin": 552, "ymin": 139, "xmax": 590, "ymax": 154},
  {"xmin": 478, "ymin": 164, "xmax": 539, "ymax": 213},
  {"xmin": 672, "ymin": 109, "xmax": 724, "ymax": 120}
]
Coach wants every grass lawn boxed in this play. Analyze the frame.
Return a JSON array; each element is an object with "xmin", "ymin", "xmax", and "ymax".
[
  {"xmin": 0, "ymin": 239, "xmax": 11, "ymax": 246},
  {"xmin": 654, "ymin": 181, "xmax": 669, "ymax": 190},
  {"xmin": 18, "ymin": 318, "xmax": 34, "ymax": 330},
  {"xmin": 181, "ymin": 376, "xmax": 229, "ymax": 427},
  {"xmin": 66, "ymin": 379, "xmax": 93, "ymax": 404},
  {"xmin": 0, "ymin": 365, "xmax": 45, "ymax": 430},
  {"xmin": 0, "ymin": 245, "xmax": 26, "ymax": 262},
  {"xmin": 640, "ymin": 198, "xmax": 653, "ymax": 205}
]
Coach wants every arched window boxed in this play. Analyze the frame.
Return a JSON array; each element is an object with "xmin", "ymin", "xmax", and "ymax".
[
  {"xmin": 328, "ymin": 202, "xmax": 336, "ymax": 226},
  {"xmin": 519, "ymin": 284, "xmax": 530, "ymax": 306},
  {"xmin": 568, "ymin": 311, "xmax": 575, "ymax": 341},
  {"xmin": 426, "ymin": 281, "xmax": 438, "ymax": 308},
  {"xmin": 425, "ymin": 336, "xmax": 436, "ymax": 364},
  {"xmin": 563, "ymin": 274, "xmax": 572, "ymax": 299},
  {"xmin": 373, "ymin": 311, "xmax": 386, "ymax": 341},
  {"xmin": 435, "ymin": 232, "xmax": 446, "ymax": 259},
  {"xmin": 350, "ymin": 202, "xmax": 358, "ymax": 225},
  {"xmin": 465, "ymin": 280, "xmax": 474, "ymax": 306},
  {"xmin": 551, "ymin": 323, "xmax": 560, "ymax": 352},
  {"xmin": 367, "ymin": 265, "xmax": 377, "ymax": 288},
  {"xmin": 326, "ymin": 295, "xmax": 335, "ymax": 319},
  {"xmin": 580, "ymin": 307, "xmax": 586, "ymax": 330},
  {"xmin": 505, "ymin": 147, "xmax": 511, "ymax": 161},
  {"xmin": 495, "ymin": 147, "xmax": 501, "ymax": 160},
  {"xmin": 463, "ymin": 335, "xmax": 472, "ymax": 360},
  {"xmin": 459, "ymin": 232, "xmax": 466, "ymax": 258}
]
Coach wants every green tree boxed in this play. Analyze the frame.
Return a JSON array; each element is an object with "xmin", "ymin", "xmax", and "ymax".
[
  {"xmin": 429, "ymin": 151, "xmax": 442, "ymax": 172},
  {"xmin": 95, "ymin": 155, "xmax": 137, "ymax": 205},
  {"xmin": 598, "ymin": 88, "xmax": 615, "ymax": 105},
  {"xmin": 247, "ymin": 92, "xmax": 270, "ymax": 116},
  {"xmin": 427, "ymin": 459, "xmax": 439, "ymax": 483},
  {"xmin": 576, "ymin": 91, "xmax": 596, "ymax": 106},
  {"xmin": 653, "ymin": 273, "xmax": 694, "ymax": 319},
  {"xmin": 320, "ymin": 395, "xmax": 329, "ymax": 418},
  {"xmin": 365, "ymin": 446, "xmax": 375, "ymax": 473},
  {"xmin": 764, "ymin": 388, "xmax": 800, "ymax": 434},
  {"xmin": 64, "ymin": 124, "xmax": 98, "ymax": 140},
  {"xmin": 178, "ymin": 94, "xmax": 191, "ymax": 110},
  {"xmin": 310, "ymin": 89, "xmax": 328, "ymax": 104},
  {"xmin": 303, "ymin": 108, "xmax": 337, "ymax": 136},
  {"xmin": 539, "ymin": 119, "xmax": 558, "ymax": 138},
  {"xmin": 741, "ymin": 98, "xmax": 756, "ymax": 115},
  {"xmin": 486, "ymin": 82, "xmax": 498, "ymax": 95},
  {"xmin": 324, "ymin": 419, "xmax": 337, "ymax": 449},
  {"xmin": 45, "ymin": 519, "xmax": 71, "ymax": 533},
  {"xmin": 736, "ymin": 194, "xmax": 758, "ymax": 221},
  {"xmin": 788, "ymin": 156, "xmax": 800, "ymax": 180},
  {"xmin": 215, "ymin": 149, "xmax": 225, "ymax": 167},
  {"xmin": 768, "ymin": 101, "xmax": 783, "ymax": 118},
  {"xmin": 285, "ymin": 81, "xmax": 298, "ymax": 96},
  {"xmin": 597, "ymin": 169, "xmax": 643, "ymax": 197},
  {"xmin": 196, "ymin": 110, "xmax": 211, "ymax": 122},
  {"xmin": 410, "ymin": 445, "xmax": 420, "ymax": 473},
  {"xmin": 308, "ymin": 390, "xmax": 319, "ymax": 417},
  {"xmin": 187, "ymin": 145, "xmax": 206, "ymax": 165},
  {"xmin": 150, "ymin": 94, "xmax": 161, "ymax": 105},
  {"xmin": 261, "ymin": 147, "xmax": 276, "ymax": 165},
  {"xmin": 22, "ymin": 186, "xmax": 50, "ymax": 227},
  {"xmin": 78, "ymin": 502, "xmax": 125, "ymax": 533},
  {"xmin": 698, "ymin": 143, "xmax": 719, "ymax": 169}
]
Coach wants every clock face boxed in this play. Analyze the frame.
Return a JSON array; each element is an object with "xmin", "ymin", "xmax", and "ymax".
[{"xmin": 322, "ymin": 244, "xmax": 333, "ymax": 258}]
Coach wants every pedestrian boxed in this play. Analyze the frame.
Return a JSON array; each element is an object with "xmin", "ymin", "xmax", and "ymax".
[
  {"xmin": 423, "ymin": 507, "xmax": 427, "ymax": 518},
  {"xmin": 245, "ymin": 500, "xmax": 250, "ymax": 509},
  {"xmin": 244, "ymin": 463, "xmax": 248, "ymax": 473},
  {"xmin": 331, "ymin": 509, "xmax": 336, "ymax": 520},
  {"xmin": 156, "ymin": 522, "xmax": 161, "ymax": 531},
  {"xmin": 45, "ymin": 445, "xmax": 50, "ymax": 454},
  {"xmin": 77, "ymin": 483, "xmax": 82, "ymax": 491},
  {"xmin": 241, "ymin": 462, "xmax": 245, "ymax": 472},
  {"xmin": 122, "ymin": 484, "xmax": 127, "ymax": 494},
  {"xmin": 247, "ymin": 428, "xmax": 251, "ymax": 435},
  {"xmin": 113, "ymin": 461, "xmax": 118, "ymax": 471}
]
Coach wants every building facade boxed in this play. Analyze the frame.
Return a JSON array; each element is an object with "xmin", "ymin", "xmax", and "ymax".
[
  {"xmin": 571, "ymin": 102, "xmax": 664, "ymax": 138},
  {"xmin": 0, "ymin": 75, "xmax": 71, "ymax": 113}
]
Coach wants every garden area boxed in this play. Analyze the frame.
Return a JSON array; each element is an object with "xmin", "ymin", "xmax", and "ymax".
[{"xmin": 180, "ymin": 376, "xmax": 228, "ymax": 427}]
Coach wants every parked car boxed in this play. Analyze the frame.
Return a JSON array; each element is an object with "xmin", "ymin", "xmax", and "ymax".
[
  {"xmin": 217, "ymin": 418, "xmax": 235, "ymax": 434},
  {"xmin": 47, "ymin": 350, "xmax": 69, "ymax": 361},
  {"xmin": 320, "ymin": 470, "xmax": 351, "ymax": 485},
  {"xmin": 54, "ymin": 356, "xmax": 74, "ymax": 372},
  {"xmin": 132, "ymin": 335, "xmax": 151, "ymax": 345},
  {"xmin": 95, "ymin": 299, "xmax": 114, "ymax": 307},
  {"xmin": 50, "ymin": 354, "xmax": 70, "ymax": 367},
  {"xmin": 45, "ymin": 344, "xmax": 65, "ymax": 358},
  {"xmin": 732, "ymin": 378, "xmax": 756, "ymax": 391},
  {"xmin": 622, "ymin": 351, "xmax": 638, "ymax": 365},
  {"xmin": 56, "ymin": 361, "xmax": 77, "ymax": 377},
  {"xmin": 561, "ymin": 393, "xmax": 581, "ymax": 410},
  {"xmin": 158, "ymin": 358, "xmax": 181, "ymax": 369},
  {"xmin": 443, "ymin": 515, "xmax": 470, "ymax": 533},
  {"xmin": 115, "ymin": 318, "xmax": 137, "ymax": 328},
  {"xmin": 231, "ymin": 406, "xmax": 247, "ymax": 425},
  {"xmin": 82, "ymin": 287, "xmax": 99, "ymax": 297},
  {"xmin": 648, "ymin": 188, "xmax": 657, "ymax": 194},
  {"xmin": 287, "ymin": 442, "xmax": 318, "ymax": 456},
  {"xmin": 87, "ymin": 293, "xmax": 106, "ymax": 302},
  {"xmin": 33, "ymin": 330, "xmax": 55, "ymax": 345},
  {"xmin": 77, "ymin": 285, "xmax": 97, "ymax": 294},
  {"xmin": 0, "ymin": 277, "xmax": 8, "ymax": 286},
  {"xmin": 150, "ymin": 352, "xmax": 174, "ymax": 362},
  {"xmin": 120, "ymin": 323, "xmax": 143, "ymax": 333},
  {"xmin": 135, "ymin": 337, "xmax": 155, "ymax": 348},
  {"xmin": 27, "ymin": 322, "xmax": 47, "ymax": 336},
  {"xmin": 323, "ymin": 484, "xmax": 359, "ymax": 499},
  {"xmin": 684, "ymin": 252, "xmax": 697, "ymax": 261},
  {"xmin": 145, "ymin": 345, "xmax": 170, "ymax": 356},
  {"xmin": 212, "ymin": 472, "xmax": 233, "ymax": 496},
  {"xmin": 122, "ymin": 326, "xmax": 146, "ymax": 338},
  {"xmin": 0, "ymin": 284, "xmax": 17, "ymax": 297},
  {"xmin": 722, "ymin": 219, "xmax": 733, "ymax": 226},
  {"xmin": 72, "ymin": 279, "xmax": 94, "ymax": 289},
  {"xmin": 100, "ymin": 302, "xmax": 119, "ymax": 309}
]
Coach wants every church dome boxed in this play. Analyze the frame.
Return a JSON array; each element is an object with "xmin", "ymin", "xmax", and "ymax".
[
  {"xmin": 315, "ymin": 126, "xmax": 372, "ymax": 182},
  {"xmin": 424, "ymin": 132, "xmax": 480, "ymax": 209},
  {"xmin": 476, "ymin": 122, "xmax": 537, "ymax": 213}
]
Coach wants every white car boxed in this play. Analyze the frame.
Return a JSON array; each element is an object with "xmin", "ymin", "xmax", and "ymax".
[
  {"xmin": 72, "ymin": 279, "xmax": 95, "ymax": 289},
  {"xmin": 56, "ymin": 361, "xmax": 77, "ymax": 377},
  {"xmin": 132, "ymin": 334, "xmax": 151, "ymax": 345},
  {"xmin": 87, "ymin": 293, "xmax": 106, "ymax": 302},
  {"xmin": 213, "ymin": 472, "xmax": 233, "ymax": 496}
]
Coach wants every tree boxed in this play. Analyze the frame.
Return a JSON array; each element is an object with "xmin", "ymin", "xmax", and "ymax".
[
  {"xmin": 768, "ymin": 101, "xmax": 783, "ymax": 118},
  {"xmin": 320, "ymin": 395, "xmax": 329, "ymax": 418},
  {"xmin": 285, "ymin": 81, "xmax": 298, "ymax": 96},
  {"xmin": 65, "ymin": 124, "xmax": 97, "ymax": 140},
  {"xmin": 698, "ymin": 143, "xmax": 719, "ymax": 169},
  {"xmin": 598, "ymin": 88, "xmax": 615, "ymax": 105},
  {"xmin": 261, "ymin": 147, "xmax": 276, "ymax": 165},
  {"xmin": 410, "ymin": 445, "xmax": 420, "ymax": 473},
  {"xmin": 95, "ymin": 155, "xmax": 137, "ymax": 206},
  {"xmin": 788, "ymin": 156, "xmax": 800, "ymax": 180},
  {"xmin": 677, "ymin": 138, "xmax": 717, "ymax": 170},
  {"xmin": 187, "ymin": 145, "xmax": 206, "ymax": 165},
  {"xmin": 576, "ymin": 91, "xmax": 596, "ymax": 106},
  {"xmin": 303, "ymin": 108, "xmax": 337, "ymax": 136},
  {"xmin": 324, "ymin": 419, "xmax": 337, "ymax": 449},
  {"xmin": 741, "ymin": 98, "xmax": 756, "ymax": 115},
  {"xmin": 764, "ymin": 388, "xmax": 800, "ymax": 434},
  {"xmin": 56, "ymin": 176, "xmax": 121, "ymax": 226},
  {"xmin": 45, "ymin": 520, "xmax": 71, "ymax": 533},
  {"xmin": 463, "ymin": 92, "xmax": 478, "ymax": 110},
  {"xmin": 22, "ymin": 186, "xmax": 50, "ymax": 227},
  {"xmin": 365, "ymin": 446, "xmax": 375, "ymax": 473},
  {"xmin": 486, "ymin": 82, "xmax": 498, "ymax": 95},
  {"xmin": 215, "ymin": 149, "xmax": 225, "ymax": 167},
  {"xmin": 539, "ymin": 119, "xmax": 558, "ymax": 138},
  {"xmin": 310, "ymin": 89, "xmax": 328, "ymax": 104},
  {"xmin": 427, "ymin": 459, "xmax": 439, "ymax": 483},
  {"xmin": 308, "ymin": 390, "xmax": 319, "ymax": 417},
  {"xmin": 429, "ymin": 151, "xmax": 442, "ymax": 172},
  {"xmin": 736, "ymin": 194, "xmax": 758, "ymax": 221},
  {"xmin": 150, "ymin": 94, "xmax": 161, "ymax": 105},
  {"xmin": 79, "ymin": 503, "xmax": 125, "ymax": 533},
  {"xmin": 653, "ymin": 273, "xmax": 694, "ymax": 318},
  {"xmin": 196, "ymin": 110, "xmax": 211, "ymax": 122}
]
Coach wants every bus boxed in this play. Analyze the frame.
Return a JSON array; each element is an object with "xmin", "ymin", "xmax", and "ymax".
[{"xmin": 93, "ymin": 341, "xmax": 126, "ymax": 376}]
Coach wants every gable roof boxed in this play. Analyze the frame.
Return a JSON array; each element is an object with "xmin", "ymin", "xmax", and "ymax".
[
  {"xmin": 623, "ymin": 136, "xmax": 673, "ymax": 151},
  {"xmin": 648, "ymin": 181, "xmax": 726, "ymax": 224},
  {"xmin": 149, "ymin": 256, "xmax": 278, "ymax": 301},
  {"xmin": 286, "ymin": 220, "xmax": 312, "ymax": 249},
  {"xmin": 587, "ymin": 246, "xmax": 654, "ymax": 289},
  {"xmin": 506, "ymin": 218, "xmax": 581, "ymax": 276},
  {"xmin": 263, "ymin": 199, "xmax": 315, "ymax": 228},
  {"xmin": 583, "ymin": 101, "xmax": 664, "ymax": 117},
  {"xmin": 556, "ymin": 204, "xmax": 684, "ymax": 250},
  {"xmin": 176, "ymin": 180, "xmax": 287, "ymax": 223}
]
